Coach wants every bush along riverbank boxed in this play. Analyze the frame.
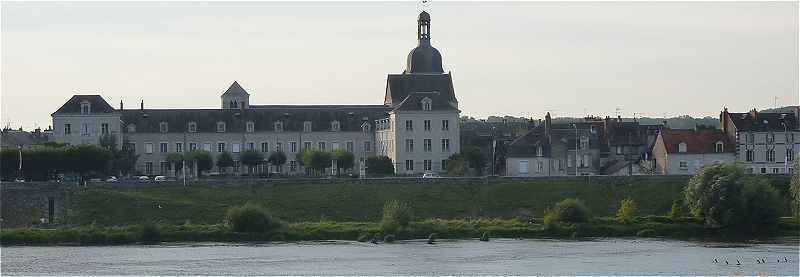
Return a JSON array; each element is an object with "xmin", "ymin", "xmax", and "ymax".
[{"xmin": 2, "ymin": 216, "xmax": 798, "ymax": 246}]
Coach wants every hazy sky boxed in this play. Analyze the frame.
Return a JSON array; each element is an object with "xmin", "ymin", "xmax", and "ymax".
[{"xmin": 2, "ymin": 1, "xmax": 798, "ymax": 130}]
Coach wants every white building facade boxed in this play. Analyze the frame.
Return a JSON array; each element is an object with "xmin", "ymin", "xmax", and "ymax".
[{"xmin": 721, "ymin": 108, "xmax": 799, "ymax": 175}]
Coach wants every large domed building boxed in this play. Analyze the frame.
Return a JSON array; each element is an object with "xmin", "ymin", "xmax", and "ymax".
[{"xmin": 51, "ymin": 11, "xmax": 460, "ymax": 176}]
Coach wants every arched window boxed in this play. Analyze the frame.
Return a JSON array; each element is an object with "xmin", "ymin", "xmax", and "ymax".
[
  {"xmin": 421, "ymin": 97, "xmax": 432, "ymax": 111},
  {"xmin": 714, "ymin": 141, "xmax": 724, "ymax": 153}
]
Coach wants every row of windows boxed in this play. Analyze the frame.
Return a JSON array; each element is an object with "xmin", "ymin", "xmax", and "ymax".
[
  {"xmin": 744, "ymin": 132, "xmax": 796, "ymax": 144},
  {"xmin": 404, "ymin": 119, "xmax": 450, "ymax": 132},
  {"xmin": 129, "ymin": 120, "xmax": 367, "ymax": 133},
  {"xmin": 404, "ymin": 139, "xmax": 450, "ymax": 152},
  {"xmin": 143, "ymin": 160, "xmax": 302, "ymax": 175},
  {"xmin": 404, "ymin": 159, "xmax": 446, "ymax": 171},
  {"xmin": 133, "ymin": 140, "xmax": 371, "ymax": 154},
  {"xmin": 744, "ymin": 149, "xmax": 794, "ymax": 162},
  {"xmin": 63, "ymin": 123, "xmax": 111, "ymax": 136}
]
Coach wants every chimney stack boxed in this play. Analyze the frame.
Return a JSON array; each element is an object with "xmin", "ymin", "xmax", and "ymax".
[
  {"xmin": 720, "ymin": 107, "xmax": 729, "ymax": 134},
  {"xmin": 140, "ymin": 100, "xmax": 144, "ymax": 110},
  {"xmin": 120, "ymin": 100, "xmax": 124, "ymax": 111}
]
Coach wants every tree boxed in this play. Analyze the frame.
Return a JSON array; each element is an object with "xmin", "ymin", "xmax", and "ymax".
[
  {"xmin": 381, "ymin": 200, "xmax": 414, "ymax": 234},
  {"xmin": 267, "ymin": 151, "xmax": 287, "ymax": 173},
  {"xmin": 791, "ymin": 159, "xmax": 800, "ymax": 218},
  {"xmin": 366, "ymin": 156, "xmax": 395, "ymax": 175},
  {"xmin": 239, "ymin": 150, "xmax": 264, "ymax": 175},
  {"xmin": 462, "ymin": 146, "xmax": 487, "ymax": 175},
  {"xmin": 331, "ymin": 149, "xmax": 355, "ymax": 176},
  {"xmin": 445, "ymin": 153, "xmax": 466, "ymax": 176},
  {"xmin": 216, "ymin": 152, "xmax": 234, "ymax": 174},
  {"xmin": 739, "ymin": 178, "xmax": 782, "ymax": 228},
  {"xmin": 616, "ymin": 197, "xmax": 637, "ymax": 224},
  {"xmin": 63, "ymin": 144, "xmax": 113, "ymax": 182},
  {"xmin": 301, "ymin": 150, "xmax": 331, "ymax": 175},
  {"xmin": 552, "ymin": 198, "xmax": 590, "ymax": 224},
  {"xmin": 187, "ymin": 150, "xmax": 213, "ymax": 174},
  {"xmin": 668, "ymin": 200, "xmax": 683, "ymax": 221},
  {"xmin": 684, "ymin": 161, "xmax": 746, "ymax": 227},
  {"xmin": 100, "ymin": 135, "xmax": 137, "ymax": 176},
  {"xmin": 166, "ymin": 153, "xmax": 185, "ymax": 175}
]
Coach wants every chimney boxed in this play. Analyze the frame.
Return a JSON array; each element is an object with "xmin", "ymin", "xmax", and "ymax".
[
  {"xmin": 749, "ymin": 108, "xmax": 758, "ymax": 120},
  {"xmin": 720, "ymin": 107, "xmax": 728, "ymax": 134},
  {"xmin": 120, "ymin": 100, "xmax": 124, "ymax": 111},
  {"xmin": 544, "ymin": 112, "xmax": 552, "ymax": 139},
  {"xmin": 662, "ymin": 120, "xmax": 669, "ymax": 129},
  {"xmin": 140, "ymin": 100, "xmax": 144, "ymax": 110}
]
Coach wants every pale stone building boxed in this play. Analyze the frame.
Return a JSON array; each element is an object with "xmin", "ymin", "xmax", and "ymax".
[
  {"xmin": 651, "ymin": 127, "xmax": 735, "ymax": 175},
  {"xmin": 50, "ymin": 11, "xmax": 461, "ymax": 177},
  {"xmin": 720, "ymin": 108, "xmax": 799, "ymax": 174}
]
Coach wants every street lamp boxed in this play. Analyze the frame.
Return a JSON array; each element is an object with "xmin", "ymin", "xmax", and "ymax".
[
  {"xmin": 573, "ymin": 123, "xmax": 579, "ymax": 177},
  {"xmin": 782, "ymin": 122, "xmax": 789, "ymax": 174},
  {"xmin": 17, "ymin": 145, "xmax": 23, "ymax": 180}
]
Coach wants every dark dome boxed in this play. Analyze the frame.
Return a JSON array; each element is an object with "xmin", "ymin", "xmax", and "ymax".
[
  {"xmin": 418, "ymin": 11, "xmax": 430, "ymax": 21},
  {"xmin": 407, "ymin": 44, "xmax": 443, "ymax": 73}
]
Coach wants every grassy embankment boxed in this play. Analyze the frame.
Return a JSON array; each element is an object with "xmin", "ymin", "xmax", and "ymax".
[{"xmin": 2, "ymin": 176, "xmax": 797, "ymax": 245}]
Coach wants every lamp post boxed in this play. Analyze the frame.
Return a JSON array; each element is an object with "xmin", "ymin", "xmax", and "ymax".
[
  {"xmin": 783, "ymin": 122, "xmax": 789, "ymax": 174},
  {"xmin": 17, "ymin": 145, "xmax": 23, "ymax": 180},
  {"xmin": 491, "ymin": 126, "xmax": 496, "ymax": 176},
  {"xmin": 573, "ymin": 123, "xmax": 579, "ymax": 177}
]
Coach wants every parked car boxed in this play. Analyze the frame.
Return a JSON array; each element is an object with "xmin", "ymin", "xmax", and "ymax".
[
  {"xmin": 106, "ymin": 176, "xmax": 118, "ymax": 182},
  {"xmin": 422, "ymin": 172, "xmax": 441, "ymax": 179},
  {"xmin": 13, "ymin": 178, "xmax": 25, "ymax": 183},
  {"xmin": 153, "ymin": 176, "xmax": 167, "ymax": 182},
  {"xmin": 138, "ymin": 176, "xmax": 150, "ymax": 182}
]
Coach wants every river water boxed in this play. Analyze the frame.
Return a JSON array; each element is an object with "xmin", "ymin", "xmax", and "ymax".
[{"xmin": 2, "ymin": 238, "xmax": 798, "ymax": 275}]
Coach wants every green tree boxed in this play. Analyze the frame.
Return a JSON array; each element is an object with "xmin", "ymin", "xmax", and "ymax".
[
  {"xmin": 226, "ymin": 203, "xmax": 284, "ymax": 233},
  {"xmin": 187, "ymin": 150, "xmax": 213, "ymax": 175},
  {"xmin": 462, "ymin": 146, "xmax": 487, "ymax": 175},
  {"xmin": 63, "ymin": 144, "xmax": 113, "ymax": 182},
  {"xmin": 267, "ymin": 151, "xmax": 287, "ymax": 173},
  {"xmin": 668, "ymin": 199, "xmax": 683, "ymax": 221},
  {"xmin": 552, "ymin": 198, "xmax": 590, "ymax": 224},
  {"xmin": 301, "ymin": 150, "xmax": 331, "ymax": 175},
  {"xmin": 381, "ymin": 200, "xmax": 414, "ymax": 234},
  {"xmin": 331, "ymin": 149, "xmax": 355, "ymax": 176},
  {"xmin": 616, "ymin": 197, "xmax": 637, "ymax": 224},
  {"xmin": 216, "ymin": 152, "xmax": 234, "ymax": 174},
  {"xmin": 239, "ymin": 150, "xmax": 264, "ymax": 175},
  {"xmin": 446, "ymin": 153, "xmax": 466, "ymax": 176},
  {"xmin": 366, "ymin": 156, "xmax": 395, "ymax": 175},
  {"xmin": 684, "ymin": 161, "xmax": 746, "ymax": 227},
  {"xmin": 166, "ymin": 153, "xmax": 185, "ymax": 172},
  {"xmin": 100, "ymin": 135, "xmax": 137, "ymax": 176},
  {"xmin": 739, "ymin": 178, "xmax": 782, "ymax": 228}
]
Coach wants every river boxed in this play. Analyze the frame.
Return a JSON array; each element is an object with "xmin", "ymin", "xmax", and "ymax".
[{"xmin": 2, "ymin": 238, "xmax": 798, "ymax": 275}]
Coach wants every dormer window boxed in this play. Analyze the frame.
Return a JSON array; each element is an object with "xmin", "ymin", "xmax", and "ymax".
[
  {"xmin": 159, "ymin": 122, "xmax": 168, "ymax": 133},
  {"xmin": 331, "ymin": 120, "xmax": 340, "ymax": 132},
  {"xmin": 362, "ymin": 122, "xmax": 371, "ymax": 133},
  {"xmin": 303, "ymin": 121, "xmax": 312, "ymax": 132},
  {"xmin": 536, "ymin": 146, "xmax": 543, "ymax": 157},
  {"xmin": 127, "ymin": 124, "xmax": 136, "ymax": 133},
  {"xmin": 421, "ymin": 97, "xmax": 432, "ymax": 111},
  {"xmin": 246, "ymin": 121, "xmax": 255, "ymax": 133},
  {"xmin": 678, "ymin": 142, "xmax": 687, "ymax": 153},
  {"xmin": 274, "ymin": 121, "xmax": 283, "ymax": 132},
  {"xmin": 715, "ymin": 141, "xmax": 724, "ymax": 153},
  {"xmin": 216, "ymin": 121, "xmax": 226, "ymax": 133},
  {"xmin": 188, "ymin": 122, "xmax": 197, "ymax": 133},
  {"xmin": 80, "ymin": 101, "xmax": 91, "ymax": 114}
]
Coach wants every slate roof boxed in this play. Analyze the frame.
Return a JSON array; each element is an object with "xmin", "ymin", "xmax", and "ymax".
[
  {"xmin": 392, "ymin": 91, "xmax": 458, "ymax": 112},
  {"xmin": 121, "ymin": 105, "xmax": 390, "ymax": 133},
  {"xmin": 221, "ymin": 81, "xmax": 249, "ymax": 96},
  {"xmin": 52, "ymin": 95, "xmax": 116, "ymax": 115},
  {"xmin": 384, "ymin": 73, "xmax": 457, "ymax": 108},
  {"xmin": 659, "ymin": 129, "xmax": 734, "ymax": 154},
  {"xmin": 0, "ymin": 130, "xmax": 49, "ymax": 147},
  {"xmin": 727, "ymin": 111, "xmax": 798, "ymax": 132},
  {"xmin": 506, "ymin": 123, "xmax": 600, "ymax": 158}
]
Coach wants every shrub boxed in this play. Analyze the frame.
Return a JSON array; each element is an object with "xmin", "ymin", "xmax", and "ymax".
[
  {"xmin": 366, "ymin": 156, "xmax": 395, "ymax": 175},
  {"xmin": 668, "ymin": 200, "xmax": 683, "ymax": 221},
  {"xmin": 140, "ymin": 222, "xmax": 161, "ymax": 244},
  {"xmin": 739, "ymin": 178, "xmax": 782, "ymax": 228},
  {"xmin": 226, "ymin": 203, "xmax": 283, "ymax": 233},
  {"xmin": 684, "ymin": 161, "xmax": 746, "ymax": 227},
  {"xmin": 636, "ymin": 229, "xmax": 656, "ymax": 237},
  {"xmin": 552, "ymin": 198, "xmax": 590, "ymax": 224},
  {"xmin": 616, "ymin": 197, "xmax": 637, "ymax": 224},
  {"xmin": 543, "ymin": 208, "xmax": 559, "ymax": 227},
  {"xmin": 383, "ymin": 234, "xmax": 396, "ymax": 243},
  {"xmin": 381, "ymin": 200, "xmax": 413, "ymax": 234}
]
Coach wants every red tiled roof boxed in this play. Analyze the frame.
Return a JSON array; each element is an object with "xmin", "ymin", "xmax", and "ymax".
[{"xmin": 661, "ymin": 128, "xmax": 733, "ymax": 154}]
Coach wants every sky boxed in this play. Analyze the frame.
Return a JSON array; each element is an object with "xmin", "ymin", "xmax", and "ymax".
[{"xmin": 1, "ymin": 1, "xmax": 798, "ymax": 130}]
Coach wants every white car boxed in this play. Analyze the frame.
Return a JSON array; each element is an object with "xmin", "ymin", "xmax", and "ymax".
[
  {"xmin": 106, "ymin": 176, "xmax": 118, "ymax": 182},
  {"xmin": 422, "ymin": 172, "xmax": 441, "ymax": 179},
  {"xmin": 153, "ymin": 176, "xmax": 167, "ymax": 182},
  {"xmin": 13, "ymin": 178, "xmax": 25, "ymax": 183},
  {"xmin": 138, "ymin": 176, "xmax": 150, "ymax": 182}
]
